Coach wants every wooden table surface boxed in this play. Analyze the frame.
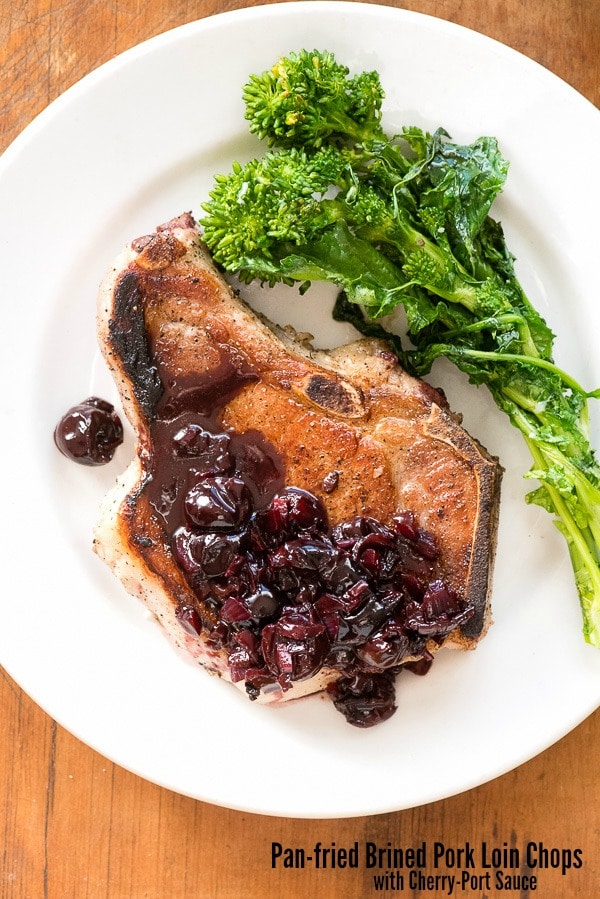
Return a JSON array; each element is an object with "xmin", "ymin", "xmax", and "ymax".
[{"xmin": 2, "ymin": 1, "xmax": 599, "ymax": 896}]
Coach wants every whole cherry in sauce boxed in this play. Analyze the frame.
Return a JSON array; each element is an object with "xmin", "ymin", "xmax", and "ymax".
[
  {"xmin": 54, "ymin": 397, "xmax": 123, "ymax": 465},
  {"xmin": 184, "ymin": 476, "xmax": 252, "ymax": 530}
]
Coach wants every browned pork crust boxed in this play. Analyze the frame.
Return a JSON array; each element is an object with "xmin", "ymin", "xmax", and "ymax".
[{"xmin": 94, "ymin": 214, "xmax": 501, "ymax": 702}]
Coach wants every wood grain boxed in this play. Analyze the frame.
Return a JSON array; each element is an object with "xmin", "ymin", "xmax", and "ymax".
[{"xmin": 1, "ymin": 1, "xmax": 599, "ymax": 897}]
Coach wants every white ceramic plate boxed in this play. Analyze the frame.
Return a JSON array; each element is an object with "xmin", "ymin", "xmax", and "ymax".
[{"xmin": 1, "ymin": 2, "xmax": 599, "ymax": 818}]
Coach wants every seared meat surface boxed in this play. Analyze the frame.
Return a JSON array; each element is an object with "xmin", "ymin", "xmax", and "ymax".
[{"xmin": 94, "ymin": 213, "xmax": 501, "ymax": 721}]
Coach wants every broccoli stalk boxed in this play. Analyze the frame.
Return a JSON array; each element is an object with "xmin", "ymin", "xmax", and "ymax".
[{"xmin": 200, "ymin": 49, "xmax": 600, "ymax": 647}]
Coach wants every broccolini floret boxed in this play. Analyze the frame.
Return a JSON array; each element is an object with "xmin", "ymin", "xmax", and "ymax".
[
  {"xmin": 243, "ymin": 49, "xmax": 385, "ymax": 148},
  {"xmin": 201, "ymin": 147, "xmax": 343, "ymax": 266}
]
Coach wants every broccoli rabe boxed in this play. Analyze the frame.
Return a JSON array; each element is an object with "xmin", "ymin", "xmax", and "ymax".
[
  {"xmin": 200, "ymin": 49, "xmax": 600, "ymax": 647},
  {"xmin": 203, "ymin": 142, "xmax": 522, "ymax": 324}
]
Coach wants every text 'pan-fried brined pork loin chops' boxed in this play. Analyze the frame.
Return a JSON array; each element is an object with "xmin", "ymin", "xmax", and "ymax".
[{"xmin": 94, "ymin": 212, "xmax": 502, "ymax": 727}]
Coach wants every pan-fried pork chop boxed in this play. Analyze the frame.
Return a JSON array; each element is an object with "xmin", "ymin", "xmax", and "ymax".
[{"xmin": 94, "ymin": 213, "xmax": 501, "ymax": 726}]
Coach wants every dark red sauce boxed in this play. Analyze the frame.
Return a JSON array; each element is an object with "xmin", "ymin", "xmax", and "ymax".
[
  {"xmin": 144, "ymin": 357, "xmax": 285, "ymax": 536},
  {"xmin": 144, "ymin": 351, "xmax": 475, "ymax": 727}
]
